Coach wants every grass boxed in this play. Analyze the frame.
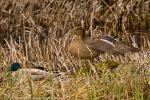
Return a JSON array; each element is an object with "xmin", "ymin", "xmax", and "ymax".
[{"xmin": 0, "ymin": 0, "xmax": 150, "ymax": 99}]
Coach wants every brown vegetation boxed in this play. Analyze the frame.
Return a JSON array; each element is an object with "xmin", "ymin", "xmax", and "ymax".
[{"xmin": 0, "ymin": 0, "xmax": 150, "ymax": 99}]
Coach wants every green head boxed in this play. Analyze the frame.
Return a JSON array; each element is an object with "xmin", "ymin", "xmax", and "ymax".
[{"xmin": 10, "ymin": 63, "xmax": 21, "ymax": 72}]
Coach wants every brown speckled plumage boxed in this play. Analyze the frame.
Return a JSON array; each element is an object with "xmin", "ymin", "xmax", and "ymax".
[{"xmin": 68, "ymin": 27, "xmax": 140, "ymax": 59}]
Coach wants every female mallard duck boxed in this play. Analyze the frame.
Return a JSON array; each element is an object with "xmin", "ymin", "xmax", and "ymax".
[
  {"xmin": 68, "ymin": 27, "xmax": 140, "ymax": 59},
  {"xmin": 10, "ymin": 63, "xmax": 48, "ymax": 81}
]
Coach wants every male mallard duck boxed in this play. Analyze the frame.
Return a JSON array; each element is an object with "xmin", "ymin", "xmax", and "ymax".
[
  {"xmin": 68, "ymin": 27, "xmax": 140, "ymax": 59},
  {"xmin": 10, "ymin": 63, "xmax": 48, "ymax": 81}
]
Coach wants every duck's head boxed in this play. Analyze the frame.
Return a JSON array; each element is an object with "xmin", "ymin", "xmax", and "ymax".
[
  {"xmin": 10, "ymin": 63, "xmax": 21, "ymax": 72},
  {"xmin": 71, "ymin": 27, "xmax": 86, "ymax": 39}
]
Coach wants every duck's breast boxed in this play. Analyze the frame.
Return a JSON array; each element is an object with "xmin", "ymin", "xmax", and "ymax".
[{"xmin": 69, "ymin": 39, "xmax": 100, "ymax": 59}]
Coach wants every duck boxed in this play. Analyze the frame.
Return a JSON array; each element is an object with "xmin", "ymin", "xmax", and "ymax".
[
  {"xmin": 100, "ymin": 35, "xmax": 140, "ymax": 55},
  {"xmin": 68, "ymin": 27, "xmax": 140, "ymax": 59},
  {"xmin": 10, "ymin": 62, "xmax": 48, "ymax": 81}
]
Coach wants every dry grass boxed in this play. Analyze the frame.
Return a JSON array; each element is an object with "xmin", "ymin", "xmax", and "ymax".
[{"xmin": 0, "ymin": 0, "xmax": 150, "ymax": 99}]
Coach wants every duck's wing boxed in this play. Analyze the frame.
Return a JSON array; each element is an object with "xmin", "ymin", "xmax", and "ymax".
[
  {"xmin": 30, "ymin": 74, "xmax": 47, "ymax": 81},
  {"xmin": 100, "ymin": 35, "xmax": 116, "ymax": 43},
  {"xmin": 27, "ymin": 68, "xmax": 48, "ymax": 75},
  {"xmin": 28, "ymin": 69, "xmax": 48, "ymax": 81},
  {"xmin": 86, "ymin": 35, "xmax": 140, "ymax": 55},
  {"xmin": 113, "ymin": 41, "xmax": 140, "ymax": 54},
  {"xmin": 86, "ymin": 35, "xmax": 115, "ymax": 52},
  {"xmin": 103, "ymin": 37, "xmax": 140, "ymax": 54}
]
